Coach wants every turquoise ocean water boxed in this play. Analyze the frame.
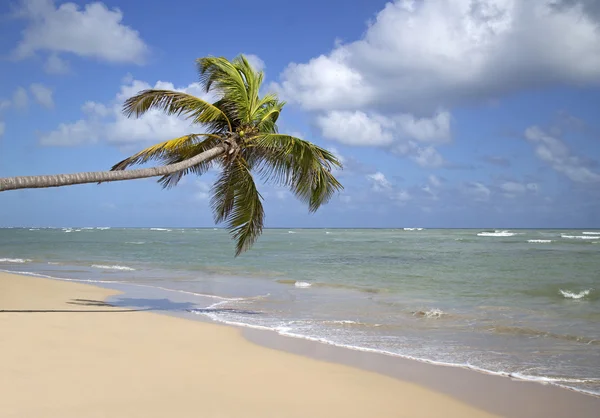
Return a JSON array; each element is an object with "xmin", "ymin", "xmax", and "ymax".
[{"xmin": 1, "ymin": 227, "xmax": 599, "ymax": 395}]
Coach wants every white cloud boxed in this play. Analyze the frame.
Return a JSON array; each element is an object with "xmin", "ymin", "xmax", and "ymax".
[
  {"xmin": 13, "ymin": 0, "xmax": 148, "ymax": 65},
  {"xmin": 463, "ymin": 182, "xmax": 491, "ymax": 202},
  {"xmin": 317, "ymin": 110, "xmax": 450, "ymax": 167},
  {"xmin": 317, "ymin": 111, "xmax": 394, "ymax": 146},
  {"xmin": 367, "ymin": 172, "xmax": 392, "ymax": 192},
  {"xmin": 30, "ymin": 83, "xmax": 54, "ymax": 108},
  {"xmin": 194, "ymin": 181, "xmax": 211, "ymax": 201},
  {"xmin": 275, "ymin": 1, "xmax": 600, "ymax": 114},
  {"xmin": 13, "ymin": 87, "xmax": 29, "ymax": 109},
  {"xmin": 44, "ymin": 53, "xmax": 70, "ymax": 74},
  {"xmin": 272, "ymin": 1, "xmax": 600, "ymax": 167},
  {"xmin": 525, "ymin": 126, "xmax": 600, "ymax": 183},
  {"xmin": 243, "ymin": 54, "xmax": 265, "ymax": 72},
  {"xmin": 40, "ymin": 78, "xmax": 213, "ymax": 147}
]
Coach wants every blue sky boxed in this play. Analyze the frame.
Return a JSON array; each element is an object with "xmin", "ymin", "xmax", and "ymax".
[{"xmin": 1, "ymin": 0, "xmax": 599, "ymax": 228}]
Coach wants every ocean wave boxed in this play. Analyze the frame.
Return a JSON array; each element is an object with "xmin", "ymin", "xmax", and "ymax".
[
  {"xmin": 91, "ymin": 264, "xmax": 136, "ymax": 271},
  {"xmin": 413, "ymin": 308, "xmax": 447, "ymax": 319},
  {"xmin": 403, "ymin": 227, "xmax": 424, "ymax": 231},
  {"xmin": 28, "ymin": 228, "xmax": 40, "ymax": 231},
  {"xmin": 0, "ymin": 258, "xmax": 32, "ymax": 263},
  {"xmin": 507, "ymin": 373, "xmax": 600, "ymax": 385},
  {"xmin": 561, "ymin": 235, "xmax": 597, "ymax": 240},
  {"xmin": 125, "ymin": 241, "xmax": 146, "ymax": 245},
  {"xmin": 477, "ymin": 230, "xmax": 517, "ymax": 237},
  {"xmin": 150, "ymin": 228, "xmax": 171, "ymax": 231},
  {"xmin": 294, "ymin": 281, "xmax": 312, "ymax": 288},
  {"xmin": 288, "ymin": 230, "xmax": 296, "ymax": 234},
  {"xmin": 560, "ymin": 289, "xmax": 592, "ymax": 300},
  {"xmin": 582, "ymin": 232, "xmax": 600, "ymax": 235},
  {"xmin": 323, "ymin": 320, "xmax": 383, "ymax": 327},
  {"xmin": 191, "ymin": 309, "xmax": 600, "ymax": 397},
  {"xmin": 528, "ymin": 239, "xmax": 553, "ymax": 243},
  {"xmin": 96, "ymin": 227, "xmax": 111, "ymax": 230}
]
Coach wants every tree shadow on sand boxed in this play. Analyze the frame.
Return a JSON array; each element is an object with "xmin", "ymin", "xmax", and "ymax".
[{"xmin": 1, "ymin": 297, "xmax": 262, "ymax": 315}]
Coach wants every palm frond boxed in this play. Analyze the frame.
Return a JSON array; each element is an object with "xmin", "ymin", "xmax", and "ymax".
[
  {"xmin": 111, "ymin": 134, "xmax": 221, "ymax": 171},
  {"xmin": 210, "ymin": 157, "xmax": 264, "ymax": 256},
  {"xmin": 123, "ymin": 89, "xmax": 232, "ymax": 131},
  {"xmin": 250, "ymin": 134, "xmax": 343, "ymax": 212},
  {"xmin": 253, "ymin": 98, "xmax": 285, "ymax": 133},
  {"xmin": 196, "ymin": 57, "xmax": 249, "ymax": 122},
  {"xmin": 232, "ymin": 55, "xmax": 263, "ymax": 118}
]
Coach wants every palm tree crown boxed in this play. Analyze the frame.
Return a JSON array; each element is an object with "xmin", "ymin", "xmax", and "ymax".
[
  {"xmin": 0, "ymin": 55, "xmax": 343, "ymax": 255},
  {"xmin": 112, "ymin": 55, "xmax": 343, "ymax": 255}
]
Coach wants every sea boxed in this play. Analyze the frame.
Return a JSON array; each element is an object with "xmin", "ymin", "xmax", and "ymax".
[{"xmin": 1, "ymin": 227, "xmax": 599, "ymax": 396}]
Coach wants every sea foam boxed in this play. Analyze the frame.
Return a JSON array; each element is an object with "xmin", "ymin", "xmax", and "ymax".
[
  {"xmin": 477, "ymin": 230, "xmax": 516, "ymax": 237},
  {"xmin": 559, "ymin": 289, "xmax": 592, "ymax": 300},
  {"xmin": 0, "ymin": 258, "xmax": 32, "ymax": 263},
  {"xmin": 414, "ymin": 308, "xmax": 447, "ymax": 319},
  {"xmin": 91, "ymin": 264, "xmax": 136, "ymax": 271},
  {"xmin": 528, "ymin": 239, "xmax": 553, "ymax": 243},
  {"xmin": 582, "ymin": 232, "xmax": 600, "ymax": 235},
  {"xmin": 294, "ymin": 281, "xmax": 312, "ymax": 288},
  {"xmin": 561, "ymin": 235, "xmax": 597, "ymax": 240}
]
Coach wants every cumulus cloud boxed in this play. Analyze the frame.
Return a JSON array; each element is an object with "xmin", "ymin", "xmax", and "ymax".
[
  {"xmin": 317, "ymin": 111, "xmax": 394, "ymax": 147},
  {"xmin": 39, "ymin": 78, "xmax": 213, "ymax": 147},
  {"xmin": 276, "ymin": 0, "xmax": 600, "ymax": 113},
  {"xmin": 525, "ymin": 126, "xmax": 600, "ymax": 183},
  {"xmin": 29, "ymin": 83, "xmax": 54, "ymax": 108},
  {"xmin": 316, "ymin": 110, "xmax": 451, "ymax": 167},
  {"xmin": 13, "ymin": 0, "xmax": 148, "ymax": 65},
  {"xmin": 272, "ymin": 1, "xmax": 600, "ymax": 167}
]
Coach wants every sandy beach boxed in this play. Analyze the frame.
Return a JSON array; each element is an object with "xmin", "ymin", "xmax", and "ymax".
[{"xmin": 0, "ymin": 271, "xmax": 501, "ymax": 418}]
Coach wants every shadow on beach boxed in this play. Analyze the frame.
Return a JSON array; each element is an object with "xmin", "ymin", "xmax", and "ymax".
[{"xmin": 1, "ymin": 297, "xmax": 262, "ymax": 316}]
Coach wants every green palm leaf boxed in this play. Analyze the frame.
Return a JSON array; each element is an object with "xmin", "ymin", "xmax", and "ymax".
[
  {"xmin": 123, "ymin": 90, "xmax": 232, "ymax": 132},
  {"xmin": 250, "ymin": 134, "xmax": 344, "ymax": 211},
  {"xmin": 211, "ymin": 157, "xmax": 264, "ymax": 256}
]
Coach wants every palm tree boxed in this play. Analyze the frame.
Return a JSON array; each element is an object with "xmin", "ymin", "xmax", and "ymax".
[{"xmin": 0, "ymin": 55, "xmax": 343, "ymax": 255}]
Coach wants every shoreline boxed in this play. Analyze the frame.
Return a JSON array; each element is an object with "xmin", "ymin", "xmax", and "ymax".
[
  {"xmin": 5, "ymin": 266, "xmax": 600, "ymax": 400},
  {"xmin": 1, "ymin": 271, "xmax": 501, "ymax": 418},
  {"xmin": 1, "ymin": 271, "xmax": 599, "ymax": 417}
]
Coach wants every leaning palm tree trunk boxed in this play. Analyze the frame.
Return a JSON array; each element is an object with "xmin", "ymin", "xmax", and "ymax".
[{"xmin": 0, "ymin": 146, "xmax": 225, "ymax": 192}]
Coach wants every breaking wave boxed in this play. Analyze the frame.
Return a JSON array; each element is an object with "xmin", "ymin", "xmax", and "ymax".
[
  {"xmin": 561, "ymin": 235, "xmax": 597, "ymax": 240},
  {"xmin": 559, "ymin": 289, "xmax": 593, "ymax": 300},
  {"xmin": 91, "ymin": 264, "xmax": 136, "ymax": 271},
  {"xmin": 294, "ymin": 281, "xmax": 312, "ymax": 288},
  {"xmin": 477, "ymin": 230, "xmax": 516, "ymax": 237},
  {"xmin": 0, "ymin": 258, "xmax": 32, "ymax": 263},
  {"xmin": 413, "ymin": 308, "xmax": 447, "ymax": 319},
  {"xmin": 150, "ymin": 228, "xmax": 171, "ymax": 231},
  {"xmin": 528, "ymin": 239, "xmax": 553, "ymax": 243}
]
